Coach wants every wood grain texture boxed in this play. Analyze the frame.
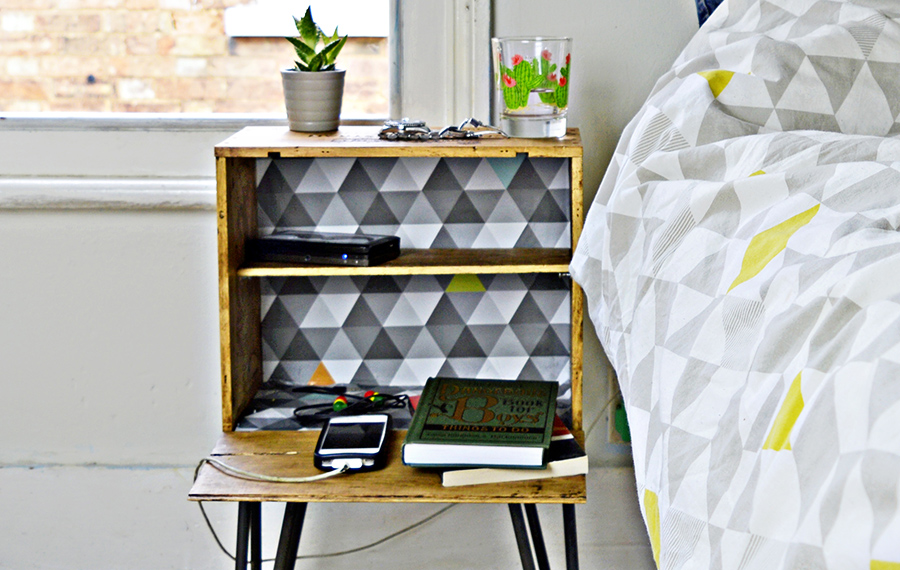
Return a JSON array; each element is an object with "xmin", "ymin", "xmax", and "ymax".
[
  {"xmin": 568, "ymin": 155, "xmax": 585, "ymax": 434},
  {"xmin": 214, "ymin": 126, "xmax": 583, "ymax": 159},
  {"xmin": 570, "ymin": 156, "xmax": 585, "ymax": 252},
  {"xmin": 237, "ymin": 248, "xmax": 572, "ymax": 277},
  {"xmin": 189, "ymin": 431, "xmax": 586, "ymax": 504},
  {"xmin": 219, "ymin": 157, "xmax": 262, "ymax": 431}
]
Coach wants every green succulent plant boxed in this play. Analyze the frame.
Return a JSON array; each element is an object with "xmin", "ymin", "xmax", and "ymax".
[{"xmin": 285, "ymin": 7, "xmax": 347, "ymax": 72}]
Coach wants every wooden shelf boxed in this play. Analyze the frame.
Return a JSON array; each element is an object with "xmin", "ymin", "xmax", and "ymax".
[
  {"xmin": 237, "ymin": 248, "xmax": 573, "ymax": 277},
  {"xmin": 189, "ymin": 430, "xmax": 586, "ymax": 504}
]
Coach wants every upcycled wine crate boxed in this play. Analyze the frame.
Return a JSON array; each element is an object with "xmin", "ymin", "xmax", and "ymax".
[{"xmin": 216, "ymin": 126, "xmax": 584, "ymax": 433}]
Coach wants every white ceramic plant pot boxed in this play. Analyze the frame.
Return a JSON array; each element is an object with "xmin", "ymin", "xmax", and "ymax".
[{"xmin": 281, "ymin": 68, "xmax": 345, "ymax": 132}]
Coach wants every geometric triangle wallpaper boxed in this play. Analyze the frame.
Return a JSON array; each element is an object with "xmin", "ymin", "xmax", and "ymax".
[
  {"xmin": 260, "ymin": 273, "xmax": 571, "ymax": 386},
  {"xmin": 239, "ymin": 273, "xmax": 572, "ymax": 431},
  {"xmin": 240, "ymin": 156, "xmax": 574, "ymax": 430},
  {"xmin": 256, "ymin": 156, "xmax": 571, "ymax": 248}
]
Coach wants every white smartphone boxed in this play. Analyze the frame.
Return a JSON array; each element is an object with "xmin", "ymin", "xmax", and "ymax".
[{"xmin": 313, "ymin": 414, "xmax": 392, "ymax": 471}]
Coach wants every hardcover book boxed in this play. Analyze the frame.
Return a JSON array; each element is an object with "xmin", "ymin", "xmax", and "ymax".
[
  {"xmin": 441, "ymin": 415, "xmax": 587, "ymax": 486},
  {"xmin": 401, "ymin": 377, "xmax": 558, "ymax": 469}
]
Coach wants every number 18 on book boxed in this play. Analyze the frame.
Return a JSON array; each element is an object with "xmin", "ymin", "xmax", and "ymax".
[{"xmin": 401, "ymin": 377, "xmax": 558, "ymax": 469}]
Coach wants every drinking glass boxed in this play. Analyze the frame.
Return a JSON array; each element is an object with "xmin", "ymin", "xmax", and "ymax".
[{"xmin": 492, "ymin": 37, "xmax": 572, "ymax": 138}]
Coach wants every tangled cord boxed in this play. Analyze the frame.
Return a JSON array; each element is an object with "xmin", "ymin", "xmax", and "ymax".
[
  {"xmin": 198, "ymin": 456, "xmax": 350, "ymax": 483},
  {"xmin": 292, "ymin": 391, "xmax": 412, "ymax": 426}
]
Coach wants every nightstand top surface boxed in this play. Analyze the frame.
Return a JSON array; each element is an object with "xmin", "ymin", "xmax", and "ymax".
[
  {"xmin": 189, "ymin": 430, "xmax": 586, "ymax": 504},
  {"xmin": 215, "ymin": 126, "xmax": 582, "ymax": 158}
]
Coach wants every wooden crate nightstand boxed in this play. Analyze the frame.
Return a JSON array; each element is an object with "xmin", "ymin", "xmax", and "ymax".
[{"xmin": 192, "ymin": 126, "xmax": 586, "ymax": 570}]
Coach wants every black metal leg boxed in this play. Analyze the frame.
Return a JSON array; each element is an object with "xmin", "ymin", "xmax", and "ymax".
[
  {"xmin": 508, "ymin": 504, "xmax": 537, "ymax": 570},
  {"xmin": 235, "ymin": 502, "xmax": 252, "ymax": 570},
  {"xmin": 524, "ymin": 504, "xmax": 551, "ymax": 570},
  {"xmin": 562, "ymin": 504, "xmax": 579, "ymax": 570},
  {"xmin": 249, "ymin": 503, "xmax": 262, "ymax": 570},
  {"xmin": 273, "ymin": 502, "xmax": 308, "ymax": 570}
]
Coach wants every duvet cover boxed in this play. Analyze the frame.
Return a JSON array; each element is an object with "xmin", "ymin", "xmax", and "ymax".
[{"xmin": 571, "ymin": 0, "xmax": 900, "ymax": 567}]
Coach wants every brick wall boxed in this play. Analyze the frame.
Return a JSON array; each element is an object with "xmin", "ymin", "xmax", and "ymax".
[{"xmin": 0, "ymin": 0, "xmax": 388, "ymax": 115}]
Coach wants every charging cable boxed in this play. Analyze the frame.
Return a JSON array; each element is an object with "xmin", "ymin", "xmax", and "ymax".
[
  {"xmin": 199, "ymin": 457, "xmax": 350, "ymax": 483},
  {"xmin": 194, "ymin": 457, "xmax": 457, "ymax": 564}
]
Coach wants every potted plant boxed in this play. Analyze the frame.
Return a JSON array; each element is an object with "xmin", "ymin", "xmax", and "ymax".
[{"xmin": 281, "ymin": 7, "xmax": 348, "ymax": 132}]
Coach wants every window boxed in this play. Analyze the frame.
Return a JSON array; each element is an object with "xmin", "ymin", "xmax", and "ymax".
[
  {"xmin": 0, "ymin": 0, "xmax": 489, "ymax": 126},
  {"xmin": 0, "ymin": 0, "xmax": 491, "ymax": 212},
  {"xmin": 0, "ymin": 0, "xmax": 389, "ymax": 117}
]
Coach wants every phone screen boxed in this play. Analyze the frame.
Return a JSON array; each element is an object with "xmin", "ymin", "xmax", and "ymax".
[{"xmin": 320, "ymin": 421, "xmax": 385, "ymax": 450}]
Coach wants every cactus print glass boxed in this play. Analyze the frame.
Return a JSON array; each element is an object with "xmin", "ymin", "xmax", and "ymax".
[{"xmin": 492, "ymin": 37, "xmax": 571, "ymax": 138}]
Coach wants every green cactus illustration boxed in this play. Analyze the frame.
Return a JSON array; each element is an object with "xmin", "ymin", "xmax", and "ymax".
[
  {"xmin": 555, "ymin": 64, "xmax": 569, "ymax": 108},
  {"xmin": 500, "ymin": 53, "xmax": 569, "ymax": 111},
  {"xmin": 500, "ymin": 59, "xmax": 544, "ymax": 110}
]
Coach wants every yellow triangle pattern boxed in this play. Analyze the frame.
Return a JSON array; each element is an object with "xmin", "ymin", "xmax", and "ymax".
[
  {"xmin": 729, "ymin": 204, "xmax": 820, "ymax": 292},
  {"xmin": 750, "ymin": 170, "xmax": 766, "ymax": 176},
  {"xmin": 763, "ymin": 372, "xmax": 804, "ymax": 451},
  {"xmin": 307, "ymin": 362, "xmax": 335, "ymax": 386},
  {"xmin": 446, "ymin": 274, "xmax": 486, "ymax": 293},
  {"xmin": 872, "ymin": 561, "xmax": 900, "ymax": 570},
  {"xmin": 698, "ymin": 70, "xmax": 735, "ymax": 98},
  {"xmin": 644, "ymin": 489, "xmax": 661, "ymax": 568}
]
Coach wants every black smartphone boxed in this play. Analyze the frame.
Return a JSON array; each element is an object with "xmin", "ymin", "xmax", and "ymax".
[{"xmin": 313, "ymin": 414, "xmax": 392, "ymax": 472}]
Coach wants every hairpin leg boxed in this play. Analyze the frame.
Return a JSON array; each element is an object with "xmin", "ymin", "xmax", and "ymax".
[
  {"xmin": 563, "ymin": 504, "xmax": 579, "ymax": 570},
  {"xmin": 235, "ymin": 502, "xmax": 262, "ymax": 570},
  {"xmin": 508, "ymin": 504, "xmax": 536, "ymax": 570},
  {"xmin": 524, "ymin": 504, "xmax": 551, "ymax": 570},
  {"xmin": 273, "ymin": 502, "xmax": 307, "ymax": 570}
]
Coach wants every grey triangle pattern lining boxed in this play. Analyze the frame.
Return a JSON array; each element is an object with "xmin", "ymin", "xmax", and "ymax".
[
  {"xmin": 239, "ymin": 155, "xmax": 574, "ymax": 430},
  {"xmin": 260, "ymin": 274, "xmax": 571, "ymax": 386},
  {"xmin": 237, "ymin": 273, "xmax": 572, "ymax": 431},
  {"xmin": 256, "ymin": 156, "xmax": 571, "ymax": 249}
]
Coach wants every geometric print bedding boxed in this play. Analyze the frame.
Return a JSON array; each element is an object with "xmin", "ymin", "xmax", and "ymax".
[{"xmin": 570, "ymin": 0, "xmax": 900, "ymax": 568}]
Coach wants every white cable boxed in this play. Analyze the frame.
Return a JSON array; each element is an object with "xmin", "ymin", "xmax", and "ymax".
[{"xmin": 201, "ymin": 457, "xmax": 349, "ymax": 483}]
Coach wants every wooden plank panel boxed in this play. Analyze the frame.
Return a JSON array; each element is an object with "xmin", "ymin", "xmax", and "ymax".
[
  {"xmin": 570, "ymin": 283, "xmax": 585, "ymax": 435},
  {"xmin": 238, "ymin": 248, "xmax": 573, "ymax": 277},
  {"xmin": 219, "ymin": 157, "xmax": 262, "ymax": 431},
  {"xmin": 568, "ymin": 155, "xmax": 585, "ymax": 434},
  {"xmin": 190, "ymin": 431, "xmax": 586, "ymax": 504},
  {"xmin": 570, "ymin": 155, "xmax": 585, "ymax": 252},
  {"xmin": 215, "ymin": 126, "xmax": 583, "ymax": 159}
]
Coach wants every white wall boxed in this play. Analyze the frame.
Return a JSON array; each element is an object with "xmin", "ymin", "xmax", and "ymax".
[
  {"xmin": 494, "ymin": 0, "xmax": 700, "ymax": 465},
  {"xmin": 0, "ymin": 2, "xmax": 698, "ymax": 567}
]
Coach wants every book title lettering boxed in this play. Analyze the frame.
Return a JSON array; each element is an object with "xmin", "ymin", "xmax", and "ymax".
[{"xmin": 430, "ymin": 382, "xmax": 547, "ymax": 427}]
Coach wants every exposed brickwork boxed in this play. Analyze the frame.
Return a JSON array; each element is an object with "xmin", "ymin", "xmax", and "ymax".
[{"xmin": 0, "ymin": 1, "xmax": 389, "ymax": 115}]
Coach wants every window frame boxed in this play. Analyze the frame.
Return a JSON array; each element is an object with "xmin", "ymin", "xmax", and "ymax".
[
  {"xmin": 391, "ymin": 0, "xmax": 491, "ymax": 126},
  {"xmin": 0, "ymin": 1, "xmax": 491, "ymax": 211}
]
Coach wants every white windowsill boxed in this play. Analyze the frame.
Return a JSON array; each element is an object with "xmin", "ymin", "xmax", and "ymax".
[
  {"xmin": 0, "ymin": 113, "xmax": 386, "ymax": 211},
  {"xmin": 0, "ymin": 112, "xmax": 386, "ymax": 132},
  {"xmin": 0, "ymin": 112, "xmax": 288, "ymax": 132}
]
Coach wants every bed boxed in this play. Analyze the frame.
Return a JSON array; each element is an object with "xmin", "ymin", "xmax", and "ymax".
[{"xmin": 570, "ymin": 0, "xmax": 900, "ymax": 567}]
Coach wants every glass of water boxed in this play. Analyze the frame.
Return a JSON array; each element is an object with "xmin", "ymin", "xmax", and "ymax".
[{"xmin": 492, "ymin": 37, "xmax": 572, "ymax": 138}]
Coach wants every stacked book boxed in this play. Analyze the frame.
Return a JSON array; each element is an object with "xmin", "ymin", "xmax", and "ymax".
[{"xmin": 401, "ymin": 377, "xmax": 588, "ymax": 487}]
